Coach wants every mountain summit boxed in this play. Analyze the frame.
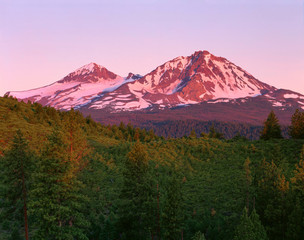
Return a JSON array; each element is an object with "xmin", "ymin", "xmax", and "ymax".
[
  {"xmin": 6, "ymin": 51, "xmax": 304, "ymax": 116},
  {"xmin": 58, "ymin": 63, "xmax": 119, "ymax": 84},
  {"xmin": 88, "ymin": 50, "xmax": 275, "ymax": 111},
  {"xmin": 6, "ymin": 63, "xmax": 126, "ymax": 110}
]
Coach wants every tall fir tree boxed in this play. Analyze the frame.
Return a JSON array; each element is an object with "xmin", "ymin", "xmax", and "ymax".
[
  {"xmin": 234, "ymin": 207, "xmax": 254, "ymax": 240},
  {"xmin": 289, "ymin": 109, "xmax": 304, "ymax": 139},
  {"xmin": 286, "ymin": 146, "xmax": 304, "ymax": 239},
  {"xmin": 62, "ymin": 109, "xmax": 91, "ymax": 175},
  {"xmin": 260, "ymin": 110, "xmax": 282, "ymax": 140},
  {"xmin": 29, "ymin": 129, "xmax": 89, "ymax": 240},
  {"xmin": 189, "ymin": 129, "xmax": 197, "ymax": 138},
  {"xmin": 191, "ymin": 231, "xmax": 206, "ymax": 240},
  {"xmin": 161, "ymin": 172, "xmax": 185, "ymax": 240},
  {"xmin": 234, "ymin": 207, "xmax": 268, "ymax": 240},
  {"xmin": 244, "ymin": 157, "xmax": 252, "ymax": 211},
  {"xmin": 208, "ymin": 125, "xmax": 224, "ymax": 139},
  {"xmin": 118, "ymin": 141, "xmax": 156, "ymax": 240},
  {"xmin": 256, "ymin": 160, "xmax": 289, "ymax": 239},
  {"xmin": 0, "ymin": 130, "xmax": 33, "ymax": 240},
  {"xmin": 250, "ymin": 209, "xmax": 268, "ymax": 240}
]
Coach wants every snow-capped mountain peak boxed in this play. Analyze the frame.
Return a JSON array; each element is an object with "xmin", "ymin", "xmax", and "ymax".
[
  {"xmin": 6, "ymin": 50, "xmax": 304, "ymax": 113},
  {"xmin": 88, "ymin": 50, "xmax": 279, "ymax": 111},
  {"xmin": 74, "ymin": 62, "xmax": 102, "ymax": 75},
  {"xmin": 58, "ymin": 62, "xmax": 119, "ymax": 84},
  {"xmin": 6, "ymin": 63, "xmax": 125, "ymax": 110}
]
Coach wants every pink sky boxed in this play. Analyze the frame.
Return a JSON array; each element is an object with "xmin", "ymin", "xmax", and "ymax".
[{"xmin": 1, "ymin": 0, "xmax": 304, "ymax": 96}]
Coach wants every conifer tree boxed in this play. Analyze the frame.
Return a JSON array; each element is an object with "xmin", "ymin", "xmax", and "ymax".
[
  {"xmin": 256, "ymin": 160, "xmax": 289, "ymax": 239},
  {"xmin": 250, "ymin": 209, "xmax": 268, "ymax": 240},
  {"xmin": 161, "ymin": 172, "xmax": 184, "ymax": 240},
  {"xmin": 287, "ymin": 146, "xmax": 304, "ymax": 239},
  {"xmin": 0, "ymin": 130, "xmax": 33, "ymax": 240},
  {"xmin": 62, "ymin": 109, "xmax": 91, "ymax": 176},
  {"xmin": 289, "ymin": 109, "xmax": 304, "ymax": 139},
  {"xmin": 148, "ymin": 129, "xmax": 156, "ymax": 141},
  {"xmin": 192, "ymin": 231, "xmax": 206, "ymax": 240},
  {"xmin": 234, "ymin": 207, "xmax": 254, "ymax": 240},
  {"xmin": 234, "ymin": 207, "xmax": 268, "ymax": 240},
  {"xmin": 244, "ymin": 158, "xmax": 252, "ymax": 211},
  {"xmin": 260, "ymin": 110, "xmax": 282, "ymax": 140},
  {"xmin": 190, "ymin": 129, "xmax": 197, "ymax": 138},
  {"xmin": 118, "ymin": 141, "xmax": 156, "ymax": 240},
  {"xmin": 29, "ymin": 129, "xmax": 89, "ymax": 240},
  {"xmin": 208, "ymin": 125, "xmax": 224, "ymax": 139}
]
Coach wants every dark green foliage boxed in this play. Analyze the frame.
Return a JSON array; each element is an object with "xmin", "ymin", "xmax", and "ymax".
[
  {"xmin": 118, "ymin": 141, "xmax": 156, "ymax": 240},
  {"xmin": 286, "ymin": 146, "xmax": 304, "ymax": 239},
  {"xmin": 29, "ymin": 130, "xmax": 89, "ymax": 240},
  {"xmin": 260, "ymin": 111, "xmax": 282, "ymax": 140},
  {"xmin": 208, "ymin": 125, "xmax": 224, "ymax": 139},
  {"xmin": 0, "ymin": 130, "xmax": 33, "ymax": 239},
  {"xmin": 161, "ymin": 172, "xmax": 184, "ymax": 240},
  {"xmin": 141, "ymin": 120, "xmax": 290, "ymax": 140},
  {"xmin": 2, "ymin": 97, "xmax": 304, "ymax": 240},
  {"xmin": 234, "ymin": 207, "xmax": 267, "ymax": 240},
  {"xmin": 250, "ymin": 209, "xmax": 268, "ymax": 240},
  {"xmin": 289, "ymin": 109, "xmax": 304, "ymax": 139},
  {"xmin": 255, "ymin": 159, "xmax": 289, "ymax": 239},
  {"xmin": 192, "ymin": 231, "xmax": 206, "ymax": 240},
  {"xmin": 234, "ymin": 208, "xmax": 254, "ymax": 240},
  {"xmin": 190, "ymin": 129, "xmax": 197, "ymax": 138}
]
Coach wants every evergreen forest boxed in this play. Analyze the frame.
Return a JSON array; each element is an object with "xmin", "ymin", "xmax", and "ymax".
[{"xmin": 1, "ymin": 96, "xmax": 304, "ymax": 240}]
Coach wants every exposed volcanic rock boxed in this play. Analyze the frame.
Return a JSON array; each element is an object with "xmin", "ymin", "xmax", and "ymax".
[{"xmin": 126, "ymin": 73, "xmax": 142, "ymax": 80}]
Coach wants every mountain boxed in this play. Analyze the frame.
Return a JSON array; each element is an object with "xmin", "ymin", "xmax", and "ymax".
[
  {"xmin": 89, "ymin": 50, "xmax": 277, "ymax": 111},
  {"xmin": 6, "ymin": 50, "xmax": 304, "ymax": 126},
  {"xmin": 6, "ymin": 63, "xmax": 139, "ymax": 110}
]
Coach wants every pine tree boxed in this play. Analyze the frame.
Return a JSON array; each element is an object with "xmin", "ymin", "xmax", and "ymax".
[
  {"xmin": 29, "ymin": 129, "xmax": 89, "ymax": 240},
  {"xmin": 260, "ymin": 110, "xmax": 282, "ymax": 140},
  {"xmin": 62, "ymin": 109, "xmax": 90, "ymax": 175},
  {"xmin": 250, "ymin": 209, "xmax": 268, "ymax": 240},
  {"xmin": 189, "ymin": 129, "xmax": 197, "ymax": 138},
  {"xmin": 192, "ymin": 231, "xmax": 206, "ymax": 240},
  {"xmin": 234, "ymin": 207, "xmax": 268, "ymax": 240},
  {"xmin": 244, "ymin": 157, "xmax": 252, "ymax": 211},
  {"xmin": 289, "ymin": 109, "xmax": 304, "ymax": 139},
  {"xmin": 287, "ymin": 146, "xmax": 304, "ymax": 239},
  {"xmin": 161, "ymin": 172, "xmax": 184, "ymax": 240},
  {"xmin": 256, "ymin": 160, "xmax": 289, "ymax": 239},
  {"xmin": 234, "ymin": 207, "xmax": 255, "ymax": 240},
  {"xmin": 118, "ymin": 141, "xmax": 155, "ymax": 240},
  {"xmin": 0, "ymin": 130, "xmax": 33, "ymax": 240},
  {"xmin": 208, "ymin": 125, "xmax": 224, "ymax": 139}
]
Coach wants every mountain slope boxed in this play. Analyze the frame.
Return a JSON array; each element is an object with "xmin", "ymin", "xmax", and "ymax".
[
  {"xmin": 89, "ymin": 50, "xmax": 276, "ymax": 111},
  {"xmin": 6, "ymin": 63, "xmax": 138, "ymax": 110},
  {"xmin": 5, "ymin": 50, "xmax": 304, "ymax": 126}
]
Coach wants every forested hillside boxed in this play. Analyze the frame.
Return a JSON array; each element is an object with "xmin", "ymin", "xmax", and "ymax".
[
  {"xmin": 140, "ymin": 120, "xmax": 290, "ymax": 140},
  {"xmin": 1, "ymin": 96, "xmax": 304, "ymax": 240}
]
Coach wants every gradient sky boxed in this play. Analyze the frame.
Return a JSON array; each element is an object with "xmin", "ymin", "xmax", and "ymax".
[{"xmin": 1, "ymin": 0, "xmax": 303, "ymax": 96}]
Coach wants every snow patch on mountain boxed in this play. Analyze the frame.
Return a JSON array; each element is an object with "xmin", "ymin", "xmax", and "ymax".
[
  {"xmin": 74, "ymin": 62, "xmax": 99, "ymax": 75},
  {"xmin": 284, "ymin": 93, "xmax": 302, "ymax": 99},
  {"xmin": 9, "ymin": 50, "xmax": 303, "ymax": 113}
]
